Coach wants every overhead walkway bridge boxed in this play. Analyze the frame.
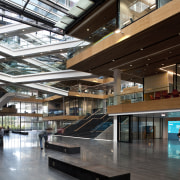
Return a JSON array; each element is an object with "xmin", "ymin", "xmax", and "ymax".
[
  {"xmin": 0, "ymin": 92, "xmax": 30, "ymax": 109},
  {"xmin": 0, "ymin": 70, "xmax": 96, "ymax": 96}
]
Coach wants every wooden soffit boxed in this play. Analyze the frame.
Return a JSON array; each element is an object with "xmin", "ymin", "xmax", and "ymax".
[{"xmin": 67, "ymin": 0, "xmax": 180, "ymax": 82}]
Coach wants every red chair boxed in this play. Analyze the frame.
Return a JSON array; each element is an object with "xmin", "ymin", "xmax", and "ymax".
[
  {"xmin": 155, "ymin": 92, "xmax": 161, "ymax": 99},
  {"xmin": 149, "ymin": 95, "xmax": 154, "ymax": 100},
  {"xmin": 172, "ymin": 89, "xmax": 179, "ymax": 97},
  {"xmin": 162, "ymin": 91, "xmax": 170, "ymax": 98}
]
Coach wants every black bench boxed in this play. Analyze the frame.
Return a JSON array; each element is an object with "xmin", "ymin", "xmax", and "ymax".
[
  {"xmin": 12, "ymin": 131, "xmax": 28, "ymax": 135},
  {"xmin": 49, "ymin": 156, "xmax": 130, "ymax": 180},
  {"xmin": 45, "ymin": 141, "xmax": 80, "ymax": 154}
]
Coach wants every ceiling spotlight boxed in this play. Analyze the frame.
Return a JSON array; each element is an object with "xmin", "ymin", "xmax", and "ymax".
[
  {"xmin": 22, "ymin": 29, "xmax": 25, "ymax": 31},
  {"xmin": 161, "ymin": 64, "xmax": 164, "ymax": 66},
  {"xmin": 140, "ymin": 48, "xmax": 144, "ymax": 51},
  {"xmin": 147, "ymin": 58, "xmax": 151, "ymax": 61},
  {"xmin": 115, "ymin": 29, "xmax": 121, "ymax": 34},
  {"xmin": 112, "ymin": 59, "xmax": 115, "ymax": 62},
  {"xmin": 86, "ymin": 28, "xmax": 90, "ymax": 31},
  {"xmin": 130, "ymin": 64, "xmax": 133, "ymax": 67}
]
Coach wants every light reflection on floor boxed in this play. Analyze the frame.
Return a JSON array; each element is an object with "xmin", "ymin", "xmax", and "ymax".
[{"xmin": 1, "ymin": 132, "xmax": 180, "ymax": 180}]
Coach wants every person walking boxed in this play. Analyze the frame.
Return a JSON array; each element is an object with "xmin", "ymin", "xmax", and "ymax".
[
  {"xmin": 39, "ymin": 130, "xmax": 48, "ymax": 150},
  {"xmin": 0, "ymin": 127, "xmax": 4, "ymax": 146}
]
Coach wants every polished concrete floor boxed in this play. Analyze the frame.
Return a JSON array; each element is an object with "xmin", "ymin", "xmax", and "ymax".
[{"xmin": 0, "ymin": 131, "xmax": 180, "ymax": 180}]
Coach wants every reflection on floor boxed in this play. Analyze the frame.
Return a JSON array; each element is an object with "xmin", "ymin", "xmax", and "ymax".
[{"xmin": 1, "ymin": 131, "xmax": 180, "ymax": 180}]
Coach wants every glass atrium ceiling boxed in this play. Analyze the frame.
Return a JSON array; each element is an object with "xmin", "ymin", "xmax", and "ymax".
[
  {"xmin": 0, "ymin": 0, "xmax": 95, "ymax": 31},
  {"xmin": 0, "ymin": 17, "xmax": 90, "ymax": 75}
]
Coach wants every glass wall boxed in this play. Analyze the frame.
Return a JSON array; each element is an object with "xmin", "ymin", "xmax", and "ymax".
[
  {"xmin": 118, "ymin": 115, "xmax": 132, "ymax": 142},
  {"xmin": 7, "ymin": 101, "xmax": 42, "ymax": 114},
  {"xmin": 119, "ymin": 0, "xmax": 156, "ymax": 29},
  {"xmin": 0, "ymin": 101, "xmax": 44, "ymax": 131},
  {"xmin": 158, "ymin": 0, "xmax": 172, "ymax": 7},
  {"xmin": 0, "ymin": 115, "xmax": 42, "ymax": 131},
  {"xmin": 64, "ymin": 97, "xmax": 104, "ymax": 116},
  {"xmin": 131, "ymin": 115, "xmax": 163, "ymax": 141}
]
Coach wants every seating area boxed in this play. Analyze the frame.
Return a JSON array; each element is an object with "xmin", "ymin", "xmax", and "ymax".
[
  {"xmin": 12, "ymin": 130, "xmax": 28, "ymax": 135},
  {"xmin": 149, "ymin": 89, "xmax": 180, "ymax": 100},
  {"xmin": 49, "ymin": 156, "xmax": 130, "ymax": 180},
  {"xmin": 45, "ymin": 141, "xmax": 80, "ymax": 154}
]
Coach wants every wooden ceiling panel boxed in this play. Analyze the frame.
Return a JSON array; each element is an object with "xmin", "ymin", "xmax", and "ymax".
[
  {"xmin": 68, "ymin": 12, "xmax": 180, "ymax": 83},
  {"xmin": 67, "ymin": 0, "xmax": 116, "ymax": 41},
  {"xmin": 71, "ymin": 13, "xmax": 180, "ymax": 72}
]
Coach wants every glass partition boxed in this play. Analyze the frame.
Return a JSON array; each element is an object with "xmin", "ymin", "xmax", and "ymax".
[
  {"xmin": 158, "ymin": 0, "xmax": 172, "ymax": 7},
  {"xmin": 118, "ymin": 115, "xmax": 132, "ymax": 142},
  {"xmin": 119, "ymin": 0, "xmax": 156, "ymax": 29}
]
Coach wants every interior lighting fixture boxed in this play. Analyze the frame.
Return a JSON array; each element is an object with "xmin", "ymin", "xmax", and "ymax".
[
  {"xmin": 150, "ymin": 4, "xmax": 156, "ymax": 9},
  {"xmin": 130, "ymin": 64, "xmax": 133, "ymax": 67},
  {"xmin": 115, "ymin": 29, "xmax": 121, "ymax": 34},
  {"xmin": 86, "ymin": 28, "xmax": 90, "ymax": 31},
  {"xmin": 22, "ymin": 29, "xmax": 25, "ymax": 31},
  {"xmin": 161, "ymin": 64, "xmax": 164, "ymax": 66},
  {"xmin": 109, "ymin": 109, "xmax": 180, "ymax": 116},
  {"xmin": 123, "ymin": 20, "xmax": 130, "ymax": 26},
  {"xmin": 112, "ymin": 59, "xmax": 115, "ymax": 62},
  {"xmin": 161, "ymin": 113, "xmax": 166, "ymax": 117},
  {"xmin": 140, "ymin": 48, "xmax": 144, "ymax": 51},
  {"xmin": 147, "ymin": 58, "xmax": 151, "ymax": 61}
]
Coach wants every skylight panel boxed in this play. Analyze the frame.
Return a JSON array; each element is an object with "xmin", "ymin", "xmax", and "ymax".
[{"xmin": 130, "ymin": 1, "xmax": 149, "ymax": 13}]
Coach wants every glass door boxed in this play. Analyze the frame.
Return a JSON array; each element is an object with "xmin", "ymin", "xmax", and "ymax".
[{"xmin": 118, "ymin": 115, "xmax": 132, "ymax": 143}]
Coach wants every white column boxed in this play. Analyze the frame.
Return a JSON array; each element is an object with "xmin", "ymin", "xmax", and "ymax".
[
  {"xmin": 113, "ymin": 69, "xmax": 121, "ymax": 105},
  {"xmin": 113, "ymin": 115, "xmax": 118, "ymax": 142},
  {"xmin": 103, "ymin": 99, "xmax": 107, "ymax": 114}
]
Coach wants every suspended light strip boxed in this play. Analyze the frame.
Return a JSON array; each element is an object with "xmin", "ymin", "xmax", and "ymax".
[{"xmin": 109, "ymin": 109, "xmax": 180, "ymax": 116}]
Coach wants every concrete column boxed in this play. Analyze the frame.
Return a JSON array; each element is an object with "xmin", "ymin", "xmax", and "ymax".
[
  {"xmin": 113, "ymin": 116, "xmax": 118, "ymax": 142},
  {"xmin": 103, "ymin": 99, "xmax": 107, "ymax": 114},
  {"xmin": 113, "ymin": 69, "xmax": 121, "ymax": 105}
]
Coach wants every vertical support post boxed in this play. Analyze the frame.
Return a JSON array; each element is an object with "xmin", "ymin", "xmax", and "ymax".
[
  {"xmin": 156, "ymin": 0, "xmax": 159, "ymax": 8},
  {"xmin": 20, "ymin": 102, "xmax": 21, "ymax": 131},
  {"xmin": 113, "ymin": 116, "xmax": 118, "ymax": 142},
  {"xmin": 143, "ymin": 78, "xmax": 144, "ymax": 101},
  {"xmin": 176, "ymin": 63, "xmax": 177, "ymax": 90},
  {"xmin": 129, "ymin": 115, "xmax": 132, "ymax": 143},
  {"xmin": 153, "ymin": 116, "xmax": 154, "ymax": 139},
  {"xmin": 63, "ymin": 96, "xmax": 65, "ymax": 115},
  {"xmin": 146, "ymin": 116, "xmax": 147, "ymax": 139},
  {"xmin": 116, "ymin": 0, "xmax": 120, "ymax": 29},
  {"xmin": 113, "ymin": 69, "xmax": 121, "ymax": 105},
  {"xmin": 138, "ymin": 116, "xmax": 140, "ymax": 140}
]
